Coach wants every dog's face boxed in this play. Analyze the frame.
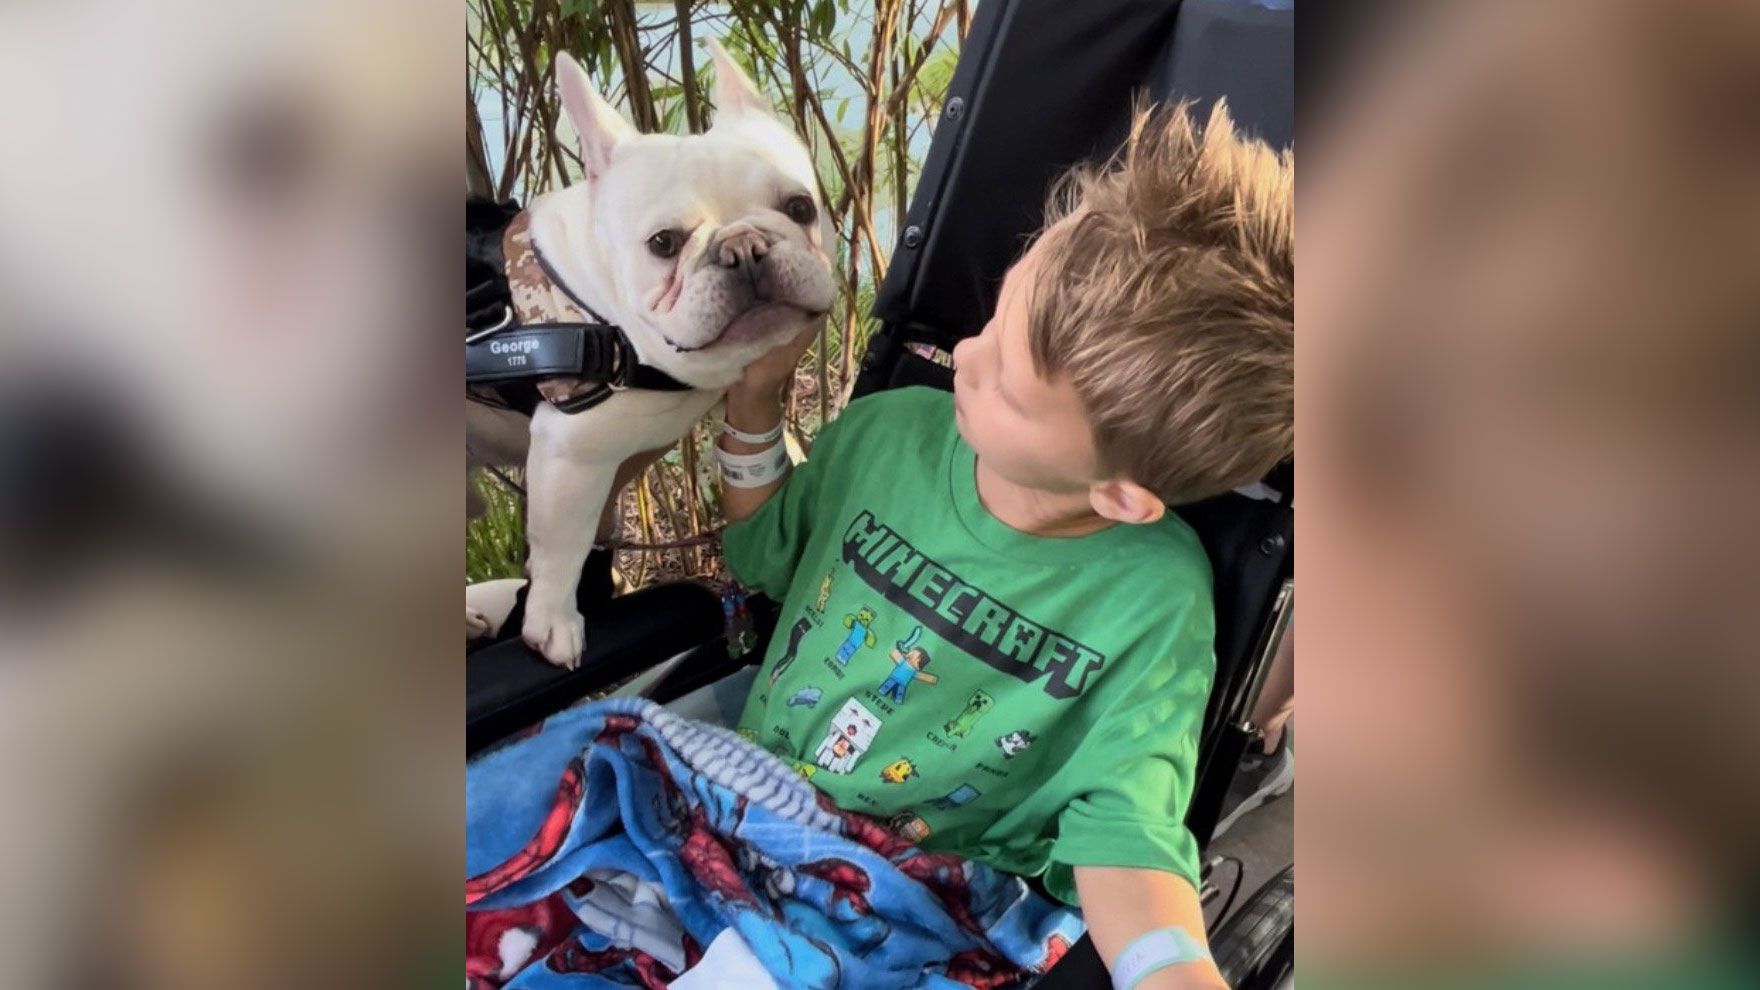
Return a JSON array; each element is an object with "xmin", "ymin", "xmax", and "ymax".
[{"xmin": 548, "ymin": 44, "xmax": 835, "ymax": 385}]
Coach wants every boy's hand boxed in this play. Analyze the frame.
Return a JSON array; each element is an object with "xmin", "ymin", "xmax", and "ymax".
[
  {"xmin": 719, "ymin": 318, "xmax": 821, "ymax": 526},
  {"xmin": 725, "ymin": 318, "xmax": 821, "ymax": 419}
]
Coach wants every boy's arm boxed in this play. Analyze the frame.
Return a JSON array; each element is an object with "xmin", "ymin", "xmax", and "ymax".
[
  {"xmin": 720, "ymin": 322, "xmax": 819, "ymax": 524},
  {"xmin": 719, "ymin": 388, "xmax": 790, "ymax": 523},
  {"xmin": 1075, "ymin": 866, "xmax": 1229, "ymax": 990}
]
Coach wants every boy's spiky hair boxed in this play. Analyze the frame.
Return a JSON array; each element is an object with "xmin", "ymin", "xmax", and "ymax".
[{"xmin": 1029, "ymin": 100, "xmax": 1293, "ymax": 504}]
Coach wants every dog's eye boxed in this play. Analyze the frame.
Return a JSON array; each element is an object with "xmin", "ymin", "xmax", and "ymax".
[
  {"xmin": 647, "ymin": 230, "xmax": 682, "ymax": 259},
  {"xmin": 783, "ymin": 195, "xmax": 817, "ymax": 226}
]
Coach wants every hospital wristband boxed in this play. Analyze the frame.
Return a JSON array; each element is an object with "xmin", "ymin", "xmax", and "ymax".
[
  {"xmin": 721, "ymin": 417, "xmax": 785, "ymax": 445},
  {"xmin": 716, "ymin": 439, "xmax": 792, "ymax": 488},
  {"xmin": 1112, "ymin": 926, "xmax": 1214, "ymax": 990}
]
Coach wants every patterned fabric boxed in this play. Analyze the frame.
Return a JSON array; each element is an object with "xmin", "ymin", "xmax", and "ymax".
[
  {"xmin": 500, "ymin": 212, "xmax": 599, "ymax": 407},
  {"xmin": 466, "ymin": 698, "xmax": 1083, "ymax": 988}
]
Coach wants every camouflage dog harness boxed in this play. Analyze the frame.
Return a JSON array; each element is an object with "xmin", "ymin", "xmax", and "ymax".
[{"xmin": 466, "ymin": 211, "xmax": 692, "ymax": 415}]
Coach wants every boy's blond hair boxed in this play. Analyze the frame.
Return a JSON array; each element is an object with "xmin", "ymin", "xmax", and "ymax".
[{"xmin": 1029, "ymin": 100, "xmax": 1293, "ymax": 504}]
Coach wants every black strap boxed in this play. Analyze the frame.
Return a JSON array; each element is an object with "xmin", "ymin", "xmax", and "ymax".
[
  {"xmin": 466, "ymin": 278, "xmax": 510, "ymax": 333},
  {"xmin": 466, "ymin": 237, "xmax": 694, "ymax": 414},
  {"xmin": 466, "ymin": 196, "xmax": 521, "ymax": 333},
  {"xmin": 466, "ymin": 322, "xmax": 693, "ymax": 415},
  {"xmin": 531, "ymin": 240, "xmax": 614, "ymax": 326}
]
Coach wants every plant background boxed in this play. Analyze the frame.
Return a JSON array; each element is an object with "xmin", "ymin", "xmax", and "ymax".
[{"xmin": 467, "ymin": 0, "xmax": 969, "ymax": 587}]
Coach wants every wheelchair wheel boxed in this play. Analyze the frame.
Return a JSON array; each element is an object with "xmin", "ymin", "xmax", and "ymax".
[{"xmin": 1211, "ymin": 865, "xmax": 1293, "ymax": 990}]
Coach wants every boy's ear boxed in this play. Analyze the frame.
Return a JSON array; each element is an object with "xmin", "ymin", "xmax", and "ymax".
[
  {"xmin": 554, "ymin": 51, "xmax": 634, "ymax": 182},
  {"xmin": 1089, "ymin": 479, "xmax": 1166, "ymax": 525}
]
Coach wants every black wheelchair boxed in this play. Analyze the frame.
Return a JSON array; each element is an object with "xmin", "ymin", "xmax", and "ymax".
[{"xmin": 469, "ymin": 1, "xmax": 1293, "ymax": 985}]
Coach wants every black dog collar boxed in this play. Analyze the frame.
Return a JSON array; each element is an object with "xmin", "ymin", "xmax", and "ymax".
[
  {"xmin": 467, "ymin": 320, "xmax": 692, "ymax": 413},
  {"xmin": 465, "ymin": 242, "xmax": 693, "ymax": 414}
]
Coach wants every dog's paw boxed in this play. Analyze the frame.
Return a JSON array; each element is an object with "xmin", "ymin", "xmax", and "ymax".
[
  {"xmin": 466, "ymin": 606, "xmax": 491, "ymax": 640},
  {"xmin": 522, "ymin": 605, "xmax": 586, "ymax": 669}
]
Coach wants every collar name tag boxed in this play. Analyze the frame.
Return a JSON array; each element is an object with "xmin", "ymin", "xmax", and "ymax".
[{"xmin": 466, "ymin": 326, "xmax": 587, "ymax": 382}]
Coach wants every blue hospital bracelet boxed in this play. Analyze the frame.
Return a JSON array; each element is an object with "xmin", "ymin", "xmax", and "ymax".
[{"xmin": 1112, "ymin": 926, "xmax": 1214, "ymax": 990}]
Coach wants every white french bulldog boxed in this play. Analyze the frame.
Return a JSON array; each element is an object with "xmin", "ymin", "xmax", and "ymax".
[{"xmin": 488, "ymin": 42, "xmax": 835, "ymax": 668}]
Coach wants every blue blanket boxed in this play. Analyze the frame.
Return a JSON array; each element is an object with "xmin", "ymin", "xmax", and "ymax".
[{"xmin": 466, "ymin": 698, "xmax": 1084, "ymax": 988}]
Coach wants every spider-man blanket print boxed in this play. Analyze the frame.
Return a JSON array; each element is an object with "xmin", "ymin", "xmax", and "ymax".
[{"xmin": 466, "ymin": 698, "xmax": 1083, "ymax": 989}]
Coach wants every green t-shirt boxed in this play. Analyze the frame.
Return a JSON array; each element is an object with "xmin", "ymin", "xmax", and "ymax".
[{"xmin": 724, "ymin": 387, "xmax": 1215, "ymax": 904}]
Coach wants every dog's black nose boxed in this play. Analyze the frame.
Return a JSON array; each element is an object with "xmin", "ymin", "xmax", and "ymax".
[{"xmin": 712, "ymin": 226, "xmax": 771, "ymax": 272}]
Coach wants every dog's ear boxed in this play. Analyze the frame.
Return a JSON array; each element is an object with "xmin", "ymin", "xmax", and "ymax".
[
  {"xmin": 555, "ymin": 52, "xmax": 633, "ymax": 182},
  {"xmin": 704, "ymin": 38, "xmax": 773, "ymax": 124}
]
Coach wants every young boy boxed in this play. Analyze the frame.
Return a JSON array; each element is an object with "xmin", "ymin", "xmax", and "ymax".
[{"xmin": 714, "ymin": 102, "xmax": 1291, "ymax": 990}]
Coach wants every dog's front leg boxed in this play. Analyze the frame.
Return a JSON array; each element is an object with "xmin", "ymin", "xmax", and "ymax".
[{"xmin": 521, "ymin": 405, "xmax": 617, "ymax": 668}]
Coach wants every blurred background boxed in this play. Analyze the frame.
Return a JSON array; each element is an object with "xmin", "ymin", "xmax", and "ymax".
[
  {"xmin": 0, "ymin": 0, "xmax": 457, "ymax": 986},
  {"xmin": 1302, "ymin": 0, "xmax": 1759, "ymax": 984},
  {"xmin": 466, "ymin": 0, "xmax": 965, "ymax": 588}
]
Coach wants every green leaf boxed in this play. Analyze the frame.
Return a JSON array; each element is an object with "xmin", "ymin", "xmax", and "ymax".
[
  {"xmin": 465, "ymin": 472, "xmax": 528, "ymax": 581},
  {"xmin": 914, "ymin": 46, "xmax": 958, "ymax": 109}
]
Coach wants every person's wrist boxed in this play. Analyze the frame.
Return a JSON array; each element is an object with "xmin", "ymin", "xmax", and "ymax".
[{"xmin": 724, "ymin": 388, "xmax": 784, "ymax": 431}]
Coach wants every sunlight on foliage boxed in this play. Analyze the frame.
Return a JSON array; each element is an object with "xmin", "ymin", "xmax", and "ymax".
[
  {"xmin": 467, "ymin": 0, "xmax": 965, "ymax": 584},
  {"xmin": 466, "ymin": 471, "xmax": 527, "ymax": 583}
]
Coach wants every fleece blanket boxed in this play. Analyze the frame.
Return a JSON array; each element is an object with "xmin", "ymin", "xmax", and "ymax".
[{"xmin": 466, "ymin": 698, "xmax": 1084, "ymax": 989}]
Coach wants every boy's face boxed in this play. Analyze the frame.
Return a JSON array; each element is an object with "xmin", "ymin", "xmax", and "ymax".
[{"xmin": 951, "ymin": 236, "xmax": 1103, "ymax": 495}]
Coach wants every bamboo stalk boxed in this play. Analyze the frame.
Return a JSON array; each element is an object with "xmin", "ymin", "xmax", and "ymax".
[
  {"xmin": 469, "ymin": 0, "xmax": 955, "ymax": 589},
  {"xmin": 676, "ymin": 0, "xmax": 704, "ymax": 132},
  {"xmin": 607, "ymin": 0, "xmax": 659, "ymax": 132},
  {"xmin": 891, "ymin": 46, "xmax": 907, "ymax": 224},
  {"xmin": 631, "ymin": 481, "xmax": 655, "ymax": 587},
  {"xmin": 839, "ymin": 228, "xmax": 861, "ymax": 402},
  {"xmin": 881, "ymin": 0, "xmax": 955, "ymax": 123},
  {"xmin": 679, "ymin": 428, "xmax": 706, "ymax": 572},
  {"xmin": 467, "ymin": 88, "xmax": 496, "ymax": 198},
  {"xmin": 499, "ymin": 0, "xmax": 554, "ymax": 198},
  {"xmin": 817, "ymin": 294, "xmax": 831, "ymax": 428}
]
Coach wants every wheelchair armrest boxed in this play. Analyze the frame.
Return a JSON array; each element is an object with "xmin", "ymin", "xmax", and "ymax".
[{"xmin": 466, "ymin": 580, "xmax": 723, "ymax": 756}]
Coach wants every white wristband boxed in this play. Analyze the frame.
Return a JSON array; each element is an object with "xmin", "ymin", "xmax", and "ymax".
[
  {"xmin": 1112, "ymin": 926, "xmax": 1213, "ymax": 990},
  {"xmin": 716, "ymin": 439, "xmax": 792, "ymax": 488},
  {"xmin": 721, "ymin": 417, "xmax": 785, "ymax": 445}
]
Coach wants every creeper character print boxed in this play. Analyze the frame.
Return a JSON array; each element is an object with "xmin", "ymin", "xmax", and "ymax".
[{"xmin": 943, "ymin": 689, "xmax": 994, "ymax": 738}]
